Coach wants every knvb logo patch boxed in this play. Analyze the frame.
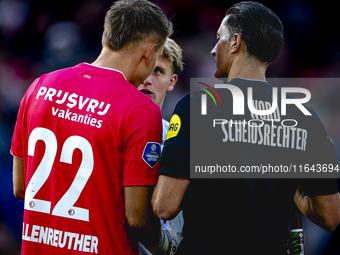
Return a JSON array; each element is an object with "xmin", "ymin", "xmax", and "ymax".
[
  {"xmin": 142, "ymin": 142, "xmax": 161, "ymax": 168},
  {"xmin": 198, "ymin": 83, "xmax": 312, "ymax": 116}
]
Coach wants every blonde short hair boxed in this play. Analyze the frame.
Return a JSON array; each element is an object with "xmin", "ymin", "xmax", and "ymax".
[{"xmin": 162, "ymin": 38, "xmax": 184, "ymax": 75}]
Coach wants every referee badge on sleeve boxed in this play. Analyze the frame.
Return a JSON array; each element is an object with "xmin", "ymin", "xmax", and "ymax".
[
  {"xmin": 166, "ymin": 114, "xmax": 181, "ymax": 140},
  {"xmin": 142, "ymin": 142, "xmax": 161, "ymax": 168}
]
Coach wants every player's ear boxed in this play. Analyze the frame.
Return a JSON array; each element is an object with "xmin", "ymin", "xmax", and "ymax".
[
  {"xmin": 167, "ymin": 74, "xmax": 178, "ymax": 92},
  {"xmin": 230, "ymin": 33, "xmax": 241, "ymax": 54},
  {"xmin": 144, "ymin": 43, "xmax": 158, "ymax": 64}
]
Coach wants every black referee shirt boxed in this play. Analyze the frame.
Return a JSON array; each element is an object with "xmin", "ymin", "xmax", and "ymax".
[{"xmin": 160, "ymin": 78, "xmax": 338, "ymax": 255}]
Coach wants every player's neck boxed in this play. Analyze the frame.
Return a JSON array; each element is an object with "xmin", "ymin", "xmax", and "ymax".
[
  {"xmin": 92, "ymin": 47, "xmax": 138, "ymax": 82},
  {"xmin": 227, "ymin": 56, "xmax": 267, "ymax": 82}
]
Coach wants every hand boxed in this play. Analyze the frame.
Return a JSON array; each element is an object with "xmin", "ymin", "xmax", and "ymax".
[{"xmin": 164, "ymin": 230, "xmax": 182, "ymax": 255}]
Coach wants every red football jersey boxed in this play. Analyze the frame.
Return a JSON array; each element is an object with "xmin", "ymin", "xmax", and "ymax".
[{"xmin": 11, "ymin": 63, "xmax": 162, "ymax": 255}]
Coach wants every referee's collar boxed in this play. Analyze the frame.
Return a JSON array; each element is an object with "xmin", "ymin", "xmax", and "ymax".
[{"xmin": 227, "ymin": 77, "xmax": 270, "ymax": 88}]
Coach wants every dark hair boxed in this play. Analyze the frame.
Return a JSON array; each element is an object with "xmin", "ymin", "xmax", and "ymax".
[
  {"xmin": 225, "ymin": 1, "xmax": 284, "ymax": 63},
  {"xmin": 103, "ymin": 0, "xmax": 173, "ymax": 51}
]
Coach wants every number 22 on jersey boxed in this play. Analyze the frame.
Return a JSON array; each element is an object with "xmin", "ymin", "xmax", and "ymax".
[{"xmin": 25, "ymin": 127, "xmax": 94, "ymax": 222}]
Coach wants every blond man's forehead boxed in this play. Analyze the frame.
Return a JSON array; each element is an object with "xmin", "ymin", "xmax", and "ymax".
[{"xmin": 157, "ymin": 56, "xmax": 172, "ymax": 69}]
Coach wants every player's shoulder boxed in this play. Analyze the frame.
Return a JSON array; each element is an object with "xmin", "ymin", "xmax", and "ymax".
[
  {"xmin": 40, "ymin": 65, "xmax": 78, "ymax": 79},
  {"xmin": 173, "ymin": 94, "xmax": 191, "ymax": 114},
  {"xmin": 26, "ymin": 65, "xmax": 78, "ymax": 91},
  {"xmin": 123, "ymin": 91, "xmax": 162, "ymax": 125},
  {"xmin": 171, "ymin": 92, "xmax": 205, "ymax": 122},
  {"xmin": 128, "ymin": 88, "xmax": 160, "ymax": 110},
  {"xmin": 38, "ymin": 63, "xmax": 121, "ymax": 82}
]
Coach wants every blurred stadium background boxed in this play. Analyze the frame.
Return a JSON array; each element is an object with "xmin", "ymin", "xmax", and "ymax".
[{"xmin": 1, "ymin": 0, "xmax": 340, "ymax": 254}]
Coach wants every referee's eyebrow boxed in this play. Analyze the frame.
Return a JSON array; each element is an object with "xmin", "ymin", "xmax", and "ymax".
[{"xmin": 217, "ymin": 27, "xmax": 224, "ymax": 37}]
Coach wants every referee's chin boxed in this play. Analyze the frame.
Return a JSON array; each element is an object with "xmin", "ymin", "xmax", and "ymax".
[{"xmin": 214, "ymin": 69, "xmax": 228, "ymax": 80}]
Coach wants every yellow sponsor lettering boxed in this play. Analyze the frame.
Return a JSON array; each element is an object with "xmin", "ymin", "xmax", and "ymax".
[{"xmin": 166, "ymin": 114, "xmax": 181, "ymax": 140}]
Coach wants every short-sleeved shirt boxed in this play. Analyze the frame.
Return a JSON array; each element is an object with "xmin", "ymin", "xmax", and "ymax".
[
  {"xmin": 11, "ymin": 63, "xmax": 162, "ymax": 255},
  {"xmin": 160, "ymin": 78, "xmax": 339, "ymax": 254}
]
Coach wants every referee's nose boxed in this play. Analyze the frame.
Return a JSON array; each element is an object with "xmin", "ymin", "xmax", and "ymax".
[{"xmin": 211, "ymin": 45, "xmax": 217, "ymax": 57}]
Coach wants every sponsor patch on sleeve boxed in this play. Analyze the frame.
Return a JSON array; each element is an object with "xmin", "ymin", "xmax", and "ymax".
[
  {"xmin": 142, "ymin": 142, "xmax": 161, "ymax": 168},
  {"xmin": 165, "ymin": 114, "xmax": 181, "ymax": 140}
]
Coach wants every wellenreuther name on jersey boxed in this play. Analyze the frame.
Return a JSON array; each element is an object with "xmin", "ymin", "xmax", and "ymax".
[
  {"xmin": 22, "ymin": 223, "xmax": 98, "ymax": 254},
  {"xmin": 36, "ymin": 86, "xmax": 111, "ymax": 129}
]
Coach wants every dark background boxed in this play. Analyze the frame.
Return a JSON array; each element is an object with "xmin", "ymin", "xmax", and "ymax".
[{"xmin": 1, "ymin": 0, "xmax": 340, "ymax": 254}]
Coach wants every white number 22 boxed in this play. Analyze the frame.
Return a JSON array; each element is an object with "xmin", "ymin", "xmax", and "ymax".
[{"xmin": 25, "ymin": 127, "xmax": 94, "ymax": 222}]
